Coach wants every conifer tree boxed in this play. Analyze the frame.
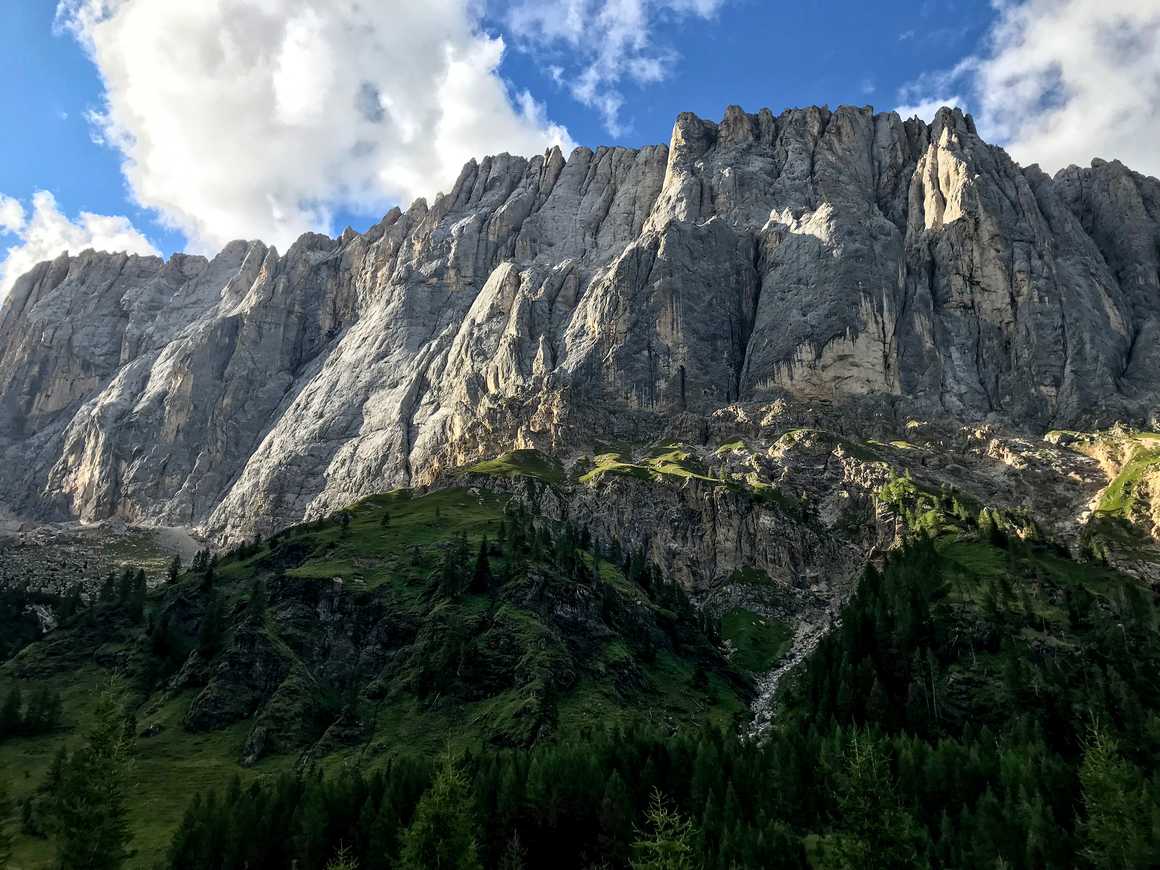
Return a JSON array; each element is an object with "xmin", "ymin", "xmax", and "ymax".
[
  {"xmin": 50, "ymin": 681, "xmax": 134, "ymax": 870},
  {"xmin": 470, "ymin": 537, "xmax": 492, "ymax": 594},
  {"xmin": 127, "ymin": 569, "xmax": 147, "ymax": 622},
  {"xmin": 1079, "ymin": 725, "xmax": 1154, "ymax": 868},
  {"xmin": 0, "ymin": 686, "xmax": 21, "ymax": 738},
  {"xmin": 24, "ymin": 687, "xmax": 62, "ymax": 735},
  {"xmin": 398, "ymin": 753, "xmax": 481, "ymax": 870},
  {"xmin": 99, "ymin": 572, "xmax": 117, "ymax": 603},
  {"xmin": 245, "ymin": 579, "xmax": 268, "ymax": 625},
  {"xmin": 600, "ymin": 770, "xmax": 633, "ymax": 855},
  {"xmin": 167, "ymin": 554, "xmax": 182, "ymax": 584},
  {"xmin": 198, "ymin": 594, "xmax": 226, "ymax": 657},
  {"xmin": 0, "ymin": 776, "xmax": 13, "ymax": 867},
  {"xmin": 630, "ymin": 788, "xmax": 699, "ymax": 870},
  {"xmin": 62, "ymin": 584, "xmax": 85, "ymax": 621},
  {"xmin": 326, "ymin": 842, "xmax": 359, "ymax": 870},
  {"xmin": 115, "ymin": 567, "xmax": 135, "ymax": 604},
  {"xmin": 497, "ymin": 831, "xmax": 527, "ymax": 870},
  {"xmin": 199, "ymin": 563, "xmax": 216, "ymax": 594}
]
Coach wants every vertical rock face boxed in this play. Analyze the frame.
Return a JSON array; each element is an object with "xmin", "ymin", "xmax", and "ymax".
[{"xmin": 1, "ymin": 104, "xmax": 1158, "ymax": 539}]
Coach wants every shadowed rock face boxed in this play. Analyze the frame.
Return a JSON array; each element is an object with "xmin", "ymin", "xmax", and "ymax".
[{"xmin": 1, "ymin": 105, "xmax": 1157, "ymax": 538}]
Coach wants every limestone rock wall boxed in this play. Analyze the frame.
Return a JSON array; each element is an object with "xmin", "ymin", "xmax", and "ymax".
[{"xmin": 1, "ymin": 105, "xmax": 1157, "ymax": 539}]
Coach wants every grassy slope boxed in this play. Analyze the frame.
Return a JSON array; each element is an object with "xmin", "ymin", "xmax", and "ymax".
[
  {"xmin": 0, "ymin": 487, "xmax": 745, "ymax": 869},
  {"xmin": 465, "ymin": 450, "xmax": 565, "ymax": 485},
  {"xmin": 720, "ymin": 608, "xmax": 793, "ymax": 674},
  {"xmin": 865, "ymin": 469, "xmax": 1157, "ymax": 733}
]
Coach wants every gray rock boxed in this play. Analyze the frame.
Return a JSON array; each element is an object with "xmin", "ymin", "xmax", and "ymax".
[{"xmin": 1, "ymin": 104, "xmax": 1158, "ymax": 540}]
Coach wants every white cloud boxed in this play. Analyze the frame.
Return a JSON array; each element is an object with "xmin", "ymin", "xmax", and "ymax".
[
  {"xmin": 896, "ymin": 96, "xmax": 967, "ymax": 123},
  {"xmin": 0, "ymin": 190, "xmax": 158, "ymax": 300},
  {"xmin": 506, "ymin": 0, "xmax": 726, "ymax": 136},
  {"xmin": 54, "ymin": 0, "xmax": 574, "ymax": 254},
  {"xmin": 896, "ymin": 0, "xmax": 1160, "ymax": 177},
  {"xmin": 0, "ymin": 196, "xmax": 25, "ymax": 234}
]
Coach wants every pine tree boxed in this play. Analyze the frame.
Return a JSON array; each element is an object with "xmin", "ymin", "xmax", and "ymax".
[
  {"xmin": 115, "ymin": 567, "xmax": 135, "ymax": 604},
  {"xmin": 340, "ymin": 511, "xmax": 352, "ymax": 535},
  {"xmin": 630, "ymin": 788, "xmax": 699, "ymax": 870},
  {"xmin": 824, "ymin": 731, "xmax": 923, "ymax": 870},
  {"xmin": 380, "ymin": 510, "xmax": 391, "ymax": 528},
  {"xmin": 470, "ymin": 537, "xmax": 492, "ymax": 594},
  {"xmin": 1079, "ymin": 725, "xmax": 1154, "ymax": 868},
  {"xmin": 59, "ymin": 584, "xmax": 84, "ymax": 621},
  {"xmin": 497, "ymin": 830, "xmax": 528, "ymax": 870},
  {"xmin": 326, "ymin": 842, "xmax": 360, "ymax": 870},
  {"xmin": 245, "ymin": 579, "xmax": 268, "ymax": 624},
  {"xmin": 191, "ymin": 549, "xmax": 208, "ymax": 573},
  {"xmin": 127, "ymin": 569, "xmax": 147, "ymax": 622},
  {"xmin": 167, "ymin": 554, "xmax": 182, "ymax": 584},
  {"xmin": 398, "ymin": 753, "xmax": 481, "ymax": 870},
  {"xmin": 24, "ymin": 687, "xmax": 62, "ymax": 735},
  {"xmin": 199, "ymin": 563, "xmax": 215, "ymax": 594},
  {"xmin": 50, "ymin": 681, "xmax": 134, "ymax": 870},
  {"xmin": 599, "ymin": 770, "xmax": 633, "ymax": 856},
  {"xmin": 99, "ymin": 572, "xmax": 117, "ymax": 603},
  {"xmin": 198, "ymin": 594, "xmax": 226, "ymax": 657},
  {"xmin": 0, "ymin": 776, "xmax": 13, "ymax": 868},
  {"xmin": 0, "ymin": 686, "xmax": 21, "ymax": 738}
]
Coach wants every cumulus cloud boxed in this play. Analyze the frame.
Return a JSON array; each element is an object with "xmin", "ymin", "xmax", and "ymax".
[
  {"xmin": 54, "ymin": 0, "xmax": 574, "ymax": 253},
  {"xmin": 896, "ymin": 0, "xmax": 1160, "ymax": 177},
  {"xmin": 0, "ymin": 190, "xmax": 158, "ymax": 300},
  {"xmin": 506, "ymin": 0, "xmax": 726, "ymax": 136},
  {"xmin": 0, "ymin": 196, "xmax": 24, "ymax": 235}
]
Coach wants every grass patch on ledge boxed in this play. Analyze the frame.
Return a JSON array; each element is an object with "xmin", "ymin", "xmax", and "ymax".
[
  {"xmin": 464, "ymin": 448, "xmax": 564, "ymax": 484},
  {"xmin": 1094, "ymin": 445, "xmax": 1160, "ymax": 519},
  {"xmin": 579, "ymin": 443, "xmax": 722, "ymax": 486},
  {"xmin": 720, "ymin": 607, "xmax": 793, "ymax": 674}
]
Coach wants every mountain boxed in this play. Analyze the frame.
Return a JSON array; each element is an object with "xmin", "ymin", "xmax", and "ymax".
[
  {"xmin": 4, "ymin": 103, "xmax": 1160, "ymax": 866},
  {"xmin": 3, "ymin": 104, "xmax": 1159, "ymax": 546}
]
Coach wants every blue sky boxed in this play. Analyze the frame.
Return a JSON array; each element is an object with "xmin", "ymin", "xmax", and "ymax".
[{"xmin": 1, "ymin": 0, "xmax": 1157, "ymax": 295}]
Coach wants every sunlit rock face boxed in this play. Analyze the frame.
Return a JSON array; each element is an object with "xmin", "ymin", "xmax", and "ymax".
[{"xmin": 1, "ymin": 105, "xmax": 1156, "ymax": 538}]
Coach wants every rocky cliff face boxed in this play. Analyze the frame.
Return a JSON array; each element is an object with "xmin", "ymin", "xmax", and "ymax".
[{"xmin": 2, "ymin": 105, "xmax": 1158, "ymax": 541}]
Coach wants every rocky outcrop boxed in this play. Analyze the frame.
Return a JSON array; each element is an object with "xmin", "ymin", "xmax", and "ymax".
[{"xmin": 1, "ymin": 104, "xmax": 1158, "ymax": 540}]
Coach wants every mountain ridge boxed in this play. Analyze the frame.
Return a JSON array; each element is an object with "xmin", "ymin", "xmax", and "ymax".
[{"xmin": 2, "ymin": 103, "xmax": 1159, "ymax": 541}]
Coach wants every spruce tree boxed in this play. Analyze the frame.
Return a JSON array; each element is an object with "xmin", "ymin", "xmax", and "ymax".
[
  {"xmin": 199, "ymin": 594, "xmax": 226, "ymax": 657},
  {"xmin": 199, "ymin": 563, "xmax": 215, "ymax": 594},
  {"xmin": 59, "ymin": 584, "xmax": 83, "ymax": 621},
  {"xmin": 326, "ymin": 842, "xmax": 359, "ymax": 870},
  {"xmin": 599, "ymin": 770, "xmax": 633, "ymax": 855},
  {"xmin": 0, "ymin": 686, "xmax": 21, "ymax": 738},
  {"xmin": 398, "ymin": 753, "xmax": 481, "ymax": 870},
  {"xmin": 167, "ymin": 554, "xmax": 182, "ymax": 584},
  {"xmin": 1079, "ymin": 725, "xmax": 1153, "ymax": 868},
  {"xmin": 98, "ymin": 572, "xmax": 117, "ymax": 603},
  {"xmin": 497, "ymin": 830, "xmax": 527, "ymax": 870},
  {"xmin": 115, "ymin": 567, "xmax": 135, "ymax": 604},
  {"xmin": 0, "ymin": 776, "xmax": 13, "ymax": 867},
  {"xmin": 50, "ymin": 681, "xmax": 134, "ymax": 870},
  {"xmin": 127, "ymin": 569, "xmax": 147, "ymax": 622},
  {"xmin": 470, "ymin": 537, "xmax": 492, "ymax": 594},
  {"xmin": 630, "ymin": 788, "xmax": 699, "ymax": 870},
  {"xmin": 245, "ymin": 579, "xmax": 268, "ymax": 625}
]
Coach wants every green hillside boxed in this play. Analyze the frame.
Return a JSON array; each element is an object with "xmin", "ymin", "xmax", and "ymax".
[{"xmin": 0, "ymin": 487, "xmax": 745, "ymax": 869}]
